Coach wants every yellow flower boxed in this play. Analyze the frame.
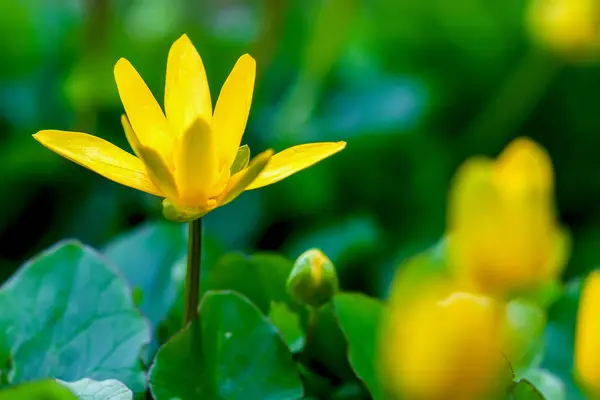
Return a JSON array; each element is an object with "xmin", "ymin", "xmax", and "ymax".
[
  {"xmin": 33, "ymin": 34, "xmax": 346, "ymax": 221},
  {"xmin": 527, "ymin": 0, "xmax": 600, "ymax": 61},
  {"xmin": 380, "ymin": 279, "xmax": 507, "ymax": 400},
  {"xmin": 574, "ymin": 270, "xmax": 600, "ymax": 396},
  {"xmin": 447, "ymin": 137, "xmax": 569, "ymax": 298}
]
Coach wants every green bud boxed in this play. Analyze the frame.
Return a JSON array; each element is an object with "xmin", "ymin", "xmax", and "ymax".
[{"xmin": 287, "ymin": 249, "xmax": 338, "ymax": 308}]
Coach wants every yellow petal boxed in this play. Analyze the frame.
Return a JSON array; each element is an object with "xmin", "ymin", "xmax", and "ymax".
[
  {"xmin": 212, "ymin": 54, "xmax": 256, "ymax": 169},
  {"xmin": 495, "ymin": 137, "xmax": 553, "ymax": 197},
  {"xmin": 174, "ymin": 119, "xmax": 221, "ymax": 206},
  {"xmin": 575, "ymin": 271, "xmax": 600, "ymax": 396},
  {"xmin": 114, "ymin": 58, "xmax": 172, "ymax": 157},
  {"xmin": 218, "ymin": 149, "xmax": 273, "ymax": 206},
  {"xmin": 245, "ymin": 141, "xmax": 346, "ymax": 190},
  {"xmin": 121, "ymin": 114, "xmax": 142, "ymax": 159},
  {"xmin": 136, "ymin": 145, "xmax": 178, "ymax": 200},
  {"xmin": 33, "ymin": 130, "xmax": 161, "ymax": 196},
  {"xmin": 165, "ymin": 34, "xmax": 212, "ymax": 137}
]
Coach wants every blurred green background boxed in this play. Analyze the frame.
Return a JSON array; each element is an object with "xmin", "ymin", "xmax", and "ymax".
[{"xmin": 1, "ymin": 0, "xmax": 599, "ymax": 297}]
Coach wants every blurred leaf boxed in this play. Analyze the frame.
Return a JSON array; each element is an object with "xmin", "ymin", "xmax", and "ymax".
[
  {"xmin": 297, "ymin": 364, "xmax": 334, "ymax": 399},
  {"xmin": 333, "ymin": 293, "xmax": 385, "ymax": 400},
  {"xmin": 541, "ymin": 280, "xmax": 586, "ymax": 400},
  {"xmin": 0, "ymin": 241, "xmax": 150, "ymax": 393},
  {"xmin": 504, "ymin": 299, "xmax": 547, "ymax": 377},
  {"xmin": 102, "ymin": 222, "xmax": 187, "ymax": 331},
  {"xmin": 520, "ymin": 370, "xmax": 565, "ymax": 400},
  {"xmin": 305, "ymin": 303, "xmax": 355, "ymax": 382},
  {"xmin": 149, "ymin": 291, "xmax": 303, "ymax": 400},
  {"xmin": 269, "ymin": 302, "xmax": 304, "ymax": 353},
  {"xmin": 286, "ymin": 216, "xmax": 381, "ymax": 267},
  {"xmin": 202, "ymin": 252, "xmax": 297, "ymax": 314},
  {"xmin": 57, "ymin": 378, "xmax": 132, "ymax": 400},
  {"xmin": 0, "ymin": 380, "xmax": 76, "ymax": 400},
  {"xmin": 509, "ymin": 379, "xmax": 546, "ymax": 399}
]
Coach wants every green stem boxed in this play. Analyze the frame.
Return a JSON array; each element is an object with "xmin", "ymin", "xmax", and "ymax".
[
  {"xmin": 465, "ymin": 47, "xmax": 562, "ymax": 152},
  {"xmin": 301, "ymin": 306, "xmax": 319, "ymax": 363},
  {"xmin": 183, "ymin": 218, "xmax": 202, "ymax": 327}
]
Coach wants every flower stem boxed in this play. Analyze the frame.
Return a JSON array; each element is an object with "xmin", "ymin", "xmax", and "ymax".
[
  {"xmin": 300, "ymin": 306, "xmax": 320, "ymax": 363},
  {"xmin": 183, "ymin": 218, "xmax": 202, "ymax": 327}
]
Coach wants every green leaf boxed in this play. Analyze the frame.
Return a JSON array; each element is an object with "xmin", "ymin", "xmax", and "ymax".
[
  {"xmin": 333, "ymin": 293, "xmax": 386, "ymax": 400},
  {"xmin": 0, "ymin": 241, "xmax": 150, "ymax": 394},
  {"xmin": 102, "ymin": 222, "xmax": 186, "ymax": 363},
  {"xmin": 504, "ymin": 299, "xmax": 547, "ymax": 376},
  {"xmin": 509, "ymin": 379, "xmax": 546, "ymax": 399},
  {"xmin": 149, "ymin": 291, "xmax": 303, "ymax": 400},
  {"xmin": 269, "ymin": 302, "xmax": 304, "ymax": 353},
  {"xmin": 520, "ymin": 370, "xmax": 565, "ymax": 400},
  {"xmin": 541, "ymin": 280, "xmax": 587, "ymax": 400},
  {"xmin": 305, "ymin": 303, "xmax": 355, "ymax": 382},
  {"xmin": 0, "ymin": 380, "xmax": 77, "ymax": 400},
  {"xmin": 57, "ymin": 378, "xmax": 132, "ymax": 400},
  {"xmin": 102, "ymin": 222, "xmax": 187, "ymax": 332},
  {"xmin": 103, "ymin": 222, "xmax": 226, "ymax": 360},
  {"xmin": 202, "ymin": 252, "xmax": 297, "ymax": 314}
]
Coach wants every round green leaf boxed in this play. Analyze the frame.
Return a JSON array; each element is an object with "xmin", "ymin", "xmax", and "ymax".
[
  {"xmin": 102, "ymin": 222, "xmax": 187, "ymax": 331},
  {"xmin": 333, "ymin": 293, "xmax": 386, "ymax": 400},
  {"xmin": 57, "ymin": 378, "xmax": 133, "ymax": 400},
  {"xmin": 0, "ymin": 380, "xmax": 77, "ymax": 400},
  {"xmin": 0, "ymin": 241, "xmax": 150, "ymax": 393},
  {"xmin": 149, "ymin": 291, "xmax": 303, "ymax": 400}
]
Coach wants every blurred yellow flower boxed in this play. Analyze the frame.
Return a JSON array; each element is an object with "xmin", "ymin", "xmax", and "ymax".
[
  {"xmin": 33, "ymin": 34, "xmax": 346, "ymax": 221},
  {"xmin": 527, "ymin": 0, "xmax": 600, "ymax": 61},
  {"xmin": 380, "ymin": 280, "xmax": 507, "ymax": 400},
  {"xmin": 574, "ymin": 271, "xmax": 600, "ymax": 396},
  {"xmin": 447, "ymin": 137, "xmax": 569, "ymax": 298}
]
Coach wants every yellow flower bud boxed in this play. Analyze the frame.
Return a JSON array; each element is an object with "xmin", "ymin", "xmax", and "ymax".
[
  {"xmin": 447, "ymin": 137, "xmax": 569, "ymax": 298},
  {"xmin": 287, "ymin": 249, "xmax": 338, "ymax": 308},
  {"xmin": 574, "ymin": 271, "xmax": 600, "ymax": 396},
  {"xmin": 380, "ymin": 280, "xmax": 508, "ymax": 400},
  {"xmin": 527, "ymin": 0, "xmax": 600, "ymax": 62}
]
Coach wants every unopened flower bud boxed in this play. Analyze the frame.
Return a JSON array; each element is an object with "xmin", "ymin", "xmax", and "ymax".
[{"xmin": 287, "ymin": 249, "xmax": 338, "ymax": 308}]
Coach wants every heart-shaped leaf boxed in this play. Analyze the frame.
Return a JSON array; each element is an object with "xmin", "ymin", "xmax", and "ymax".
[
  {"xmin": 149, "ymin": 291, "xmax": 303, "ymax": 400},
  {"xmin": 0, "ymin": 241, "xmax": 150, "ymax": 393},
  {"xmin": 102, "ymin": 222, "xmax": 187, "ymax": 332},
  {"xmin": 57, "ymin": 378, "xmax": 132, "ymax": 400},
  {"xmin": 333, "ymin": 293, "xmax": 386, "ymax": 400}
]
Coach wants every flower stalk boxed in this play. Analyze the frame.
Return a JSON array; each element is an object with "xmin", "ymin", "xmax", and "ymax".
[{"xmin": 183, "ymin": 218, "xmax": 203, "ymax": 327}]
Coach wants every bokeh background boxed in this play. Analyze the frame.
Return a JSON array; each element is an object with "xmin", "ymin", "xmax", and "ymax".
[{"xmin": 1, "ymin": 0, "xmax": 599, "ymax": 297}]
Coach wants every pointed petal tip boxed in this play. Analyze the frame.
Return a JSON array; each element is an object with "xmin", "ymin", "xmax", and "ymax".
[{"xmin": 32, "ymin": 130, "xmax": 55, "ymax": 142}]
